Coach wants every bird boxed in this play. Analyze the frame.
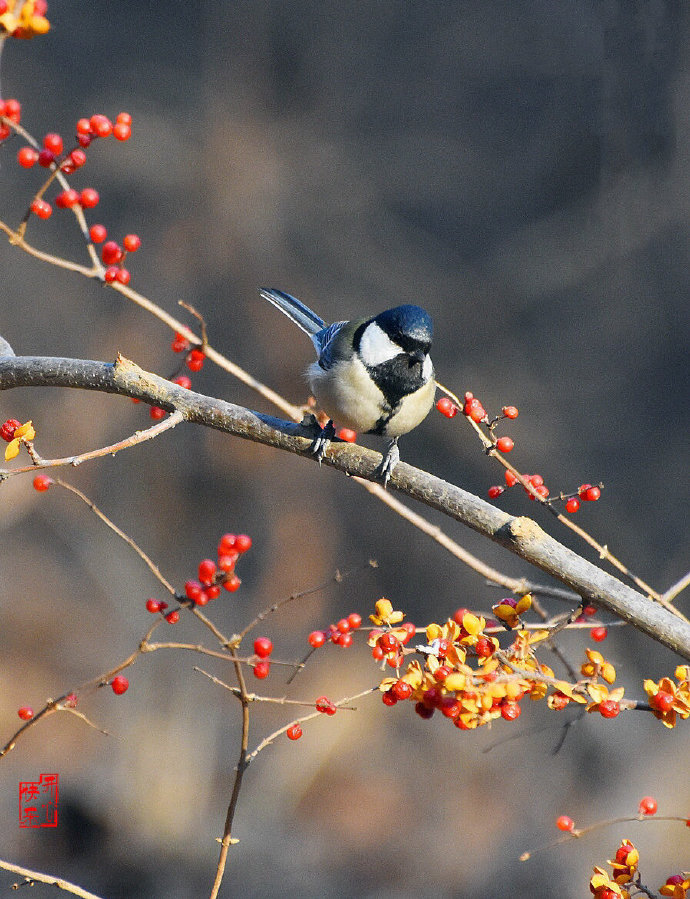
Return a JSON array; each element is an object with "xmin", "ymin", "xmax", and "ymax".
[{"xmin": 258, "ymin": 287, "xmax": 435, "ymax": 485}]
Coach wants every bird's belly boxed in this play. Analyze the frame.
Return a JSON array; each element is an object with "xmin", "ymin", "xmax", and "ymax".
[{"xmin": 308, "ymin": 359, "xmax": 435, "ymax": 436}]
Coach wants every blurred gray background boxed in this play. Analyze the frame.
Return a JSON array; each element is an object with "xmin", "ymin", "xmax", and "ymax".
[{"xmin": 0, "ymin": 1, "xmax": 688, "ymax": 896}]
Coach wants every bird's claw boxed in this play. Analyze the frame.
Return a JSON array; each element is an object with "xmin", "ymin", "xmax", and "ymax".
[
  {"xmin": 375, "ymin": 438, "xmax": 400, "ymax": 488},
  {"xmin": 309, "ymin": 418, "xmax": 336, "ymax": 464}
]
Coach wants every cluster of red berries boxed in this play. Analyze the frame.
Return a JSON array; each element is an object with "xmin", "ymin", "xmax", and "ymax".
[
  {"xmin": 171, "ymin": 333, "xmax": 206, "ymax": 372},
  {"xmin": 0, "ymin": 97, "xmax": 22, "ymax": 141},
  {"xmin": 488, "ymin": 468, "xmax": 603, "ymax": 514},
  {"xmin": 17, "ymin": 114, "xmax": 132, "ymax": 227},
  {"xmin": 93, "ymin": 231, "xmax": 140, "ymax": 286},
  {"xmin": 252, "ymin": 636, "xmax": 273, "ymax": 679},
  {"xmin": 307, "ymin": 612, "xmax": 363, "ymax": 650},
  {"xmin": 144, "ymin": 533, "xmax": 252, "ymax": 624}
]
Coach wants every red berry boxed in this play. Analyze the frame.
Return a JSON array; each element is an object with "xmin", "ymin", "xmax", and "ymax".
[
  {"xmin": 378, "ymin": 632, "xmax": 399, "ymax": 652},
  {"xmin": 286, "ymin": 723, "xmax": 302, "ymax": 741},
  {"xmin": 55, "ymin": 189, "xmax": 80, "ymax": 208},
  {"xmin": 89, "ymin": 114, "xmax": 112, "ymax": 137},
  {"xmin": 583, "ymin": 486, "xmax": 601, "ymax": 502},
  {"xmin": 205, "ymin": 585, "xmax": 220, "ymax": 600},
  {"xmin": 123, "ymin": 233, "xmax": 141, "ymax": 252},
  {"xmin": 198, "ymin": 559, "xmax": 217, "ymax": 585},
  {"xmin": 315, "ymin": 696, "xmax": 336, "ymax": 715},
  {"xmin": 599, "ymin": 699, "xmax": 620, "ymax": 718},
  {"xmin": 145, "ymin": 598, "xmax": 162, "ymax": 613},
  {"xmin": 171, "ymin": 338, "xmax": 188, "ymax": 353},
  {"xmin": 253, "ymin": 637, "xmax": 273, "ymax": 659},
  {"xmin": 578, "ymin": 483, "xmax": 592, "ymax": 497},
  {"xmin": 111, "ymin": 675, "xmax": 129, "ymax": 695},
  {"xmin": 496, "ymin": 436, "xmax": 514, "ymax": 453},
  {"xmin": 149, "ymin": 406, "xmax": 166, "ymax": 420},
  {"xmin": 440, "ymin": 697, "xmax": 461, "ymax": 719},
  {"xmin": 217, "ymin": 551, "xmax": 238, "ymax": 572},
  {"xmin": 79, "ymin": 187, "xmax": 99, "ymax": 209},
  {"xmin": 565, "ymin": 497, "xmax": 580, "ymax": 513},
  {"xmin": 505, "ymin": 470, "xmax": 518, "ymax": 487},
  {"xmin": 218, "ymin": 533, "xmax": 236, "ymax": 553},
  {"xmin": 308, "ymin": 630, "xmax": 326, "ymax": 648},
  {"xmin": 113, "ymin": 122, "xmax": 132, "ymax": 141},
  {"xmin": 638, "ymin": 796, "xmax": 657, "ymax": 816},
  {"xmin": 433, "ymin": 665, "xmax": 451, "ymax": 683},
  {"xmin": 615, "ymin": 842, "xmax": 633, "ymax": 863},
  {"xmin": 415, "ymin": 701, "xmax": 434, "ymax": 719},
  {"xmin": 347, "ymin": 613, "xmax": 362, "ymax": 630},
  {"xmin": 76, "ymin": 118, "xmax": 91, "ymax": 135},
  {"xmin": 42, "ymin": 132, "xmax": 63, "ymax": 155},
  {"xmin": 556, "ymin": 815, "xmax": 575, "ymax": 832},
  {"xmin": 650, "ymin": 690, "xmax": 675, "ymax": 713},
  {"xmin": 17, "ymin": 146, "xmax": 38, "ymax": 168},
  {"xmin": 185, "ymin": 580, "xmax": 203, "ymax": 602},
  {"xmin": 436, "ymin": 396, "xmax": 458, "ymax": 418},
  {"xmin": 253, "ymin": 660, "xmax": 270, "ymax": 679},
  {"xmin": 115, "ymin": 268, "xmax": 131, "ymax": 286},
  {"xmin": 37, "ymin": 148, "xmax": 55, "ymax": 168},
  {"xmin": 116, "ymin": 112, "xmax": 133, "ymax": 126},
  {"xmin": 68, "ymin": 148, "xmax": 87, "ymax": 169},
  {"xmin": 501, "ymin": 701, "xmax": 521, "ymax": 721},
  {"xmin": 583, "ymin": 605, "xmax": 597, "ymax": 617},
  {"xmin": 474, "ymin": 636, "xmax": 495, "ymax": 658},
  {"xmin": 336, "ymin": 427, "xmax": 357, "ymax": 442},
  {"xmin": 17, "ymin": 706, "xmax": 33, "ymax": 721},
  {"xmin": 31, "ymin": 198, "xmax": 52, "ymax": 219},
  {"xmin": 186, "ymin": 348, "xmax": 205, "ymax": 372},
  {"xmin": 172, "ymin": 375, "xmax": 192, "ymax": 389},
  {"xmin": 382, "ymin": 690, "xmax": 398, "ymax": 707},
  {"xmin": 235, "ymin": 534, "xmax": 252, "ymax": 553},
  {"xmin": 223, "ymin": 574, "xmax": 241, "ymax": 592},
  {"xmin": 392, "ymin": 680, "xmax": 413, "ymax": 700},
  {"xmin": 336, "ymin": 632, "xmax": 353, "ymax": 648},
  {"xmin": 102, "ymin": 241, "xmax": 123, "ymax": 265},
  {"xmin": 591, "ymin": 627, "xmax": 608, "ymax": 642},
  {"xmin": 0, "ymin": 418, "xmax": 21, "ymax": 441},
  {"xmin": 666, "ymin": 876, "xmax": 685, "ymax": 887},
  {"xmin": 32, "ymin": 475, "xmax": 52, "ymax": 492},
  {"xmin": 488, "ymin": 485, "xmax": 504, "ymax": 499},
  {"xmin": 502, "ymin": 405, "xmax": 519, "ymax": 419},
  {"xmin": 3, "ymin": 99, "xmax": 20, "ymax": 122},
  {"xmin": 165, "ymin": 610, "xmax": 180, "ymax": 624},
  {"xmin": 336, "ymin": 617, "xmax": 351, "ymax": 634},
  {"xmin": 89, "ymin": 224, "xmax": 107, "ymax": 243}
]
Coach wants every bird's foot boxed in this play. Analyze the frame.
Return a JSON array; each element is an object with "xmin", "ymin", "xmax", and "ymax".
[
  {"xmin": 309, "ymin": 418, "xmax": 336, "ymax": 464},
  {"xmin": 374, "ymin": 437, "xmax": 400, "ymax": 488}
]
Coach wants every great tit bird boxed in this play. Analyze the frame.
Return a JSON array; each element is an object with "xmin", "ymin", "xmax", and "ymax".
[{"xmin": 259, "ymin": 287, "xmax": 435, "ymax": 485}]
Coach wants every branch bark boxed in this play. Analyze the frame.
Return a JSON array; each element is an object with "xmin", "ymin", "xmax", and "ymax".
[{"xmin": 2, "ymin": 353, "xmax": 688, "ymax": 660}]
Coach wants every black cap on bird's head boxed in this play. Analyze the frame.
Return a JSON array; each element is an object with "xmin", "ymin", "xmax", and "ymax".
[{"xmin": 372, "ymin": 305, "xmax": 433, "ymax": 354}]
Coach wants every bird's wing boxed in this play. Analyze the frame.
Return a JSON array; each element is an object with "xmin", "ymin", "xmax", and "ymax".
[
  {"xmin": 313, "ymin": 321, "xmax": 349, "ymax": 368},
  {"xmin": 258, "ymin": 288, "xmax": 326, "ymax": 338}
]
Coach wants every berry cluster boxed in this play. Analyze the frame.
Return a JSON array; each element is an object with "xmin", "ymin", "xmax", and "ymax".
[
  {"xmin": 143, "ymin": 532, "xmax": 252, "ymax": 625},
  {"xmin": 171, "ymin": 333, "xmax": 206, "ymax": 372},
  {"xmin": 307, "ymin": 612, "xmax": 363, "ymax": 650},
  {"xmin": 436, "ymin": 391, "xmax": 605, "ymax": 516},
  {"xmin": 364, "ymin": 597, "xmax": 690, "ymax": 732},
  {"xmin": 0, "ymin": 0, "xmax": 49, "ymax": 40}
]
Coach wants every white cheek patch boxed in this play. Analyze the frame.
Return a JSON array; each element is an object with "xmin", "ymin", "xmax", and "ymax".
[
  {"xmin": 422, "ymin": 355, "xmax": 433, "ymax": 382},
  {"xmin": 358, "ymin": 321, "xmax": 401, "ymax": 367}
]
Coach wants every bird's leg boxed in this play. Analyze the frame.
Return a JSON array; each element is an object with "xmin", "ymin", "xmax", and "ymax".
[
  {"xmin": 310, "ymin": 418, "xmax": 336, "ymax": 464},
  {"xmin": 375, "ymin": 437, "xmax": 400, "ymax": 488}
]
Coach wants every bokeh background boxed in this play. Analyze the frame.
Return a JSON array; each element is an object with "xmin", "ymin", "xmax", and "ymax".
[{"xmin": 0, "ymin": 2, "xmax": 688, "ymax": 896}]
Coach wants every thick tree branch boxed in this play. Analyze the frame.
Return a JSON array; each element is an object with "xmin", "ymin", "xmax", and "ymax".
[{"xmin": 2, "ymin": 353, "xmax": 689, "ymax": 660}]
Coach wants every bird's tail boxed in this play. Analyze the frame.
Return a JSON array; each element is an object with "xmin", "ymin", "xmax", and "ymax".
[{"xmin": 258, "ymin": 288, "xmax": 326, "ymax": 337}]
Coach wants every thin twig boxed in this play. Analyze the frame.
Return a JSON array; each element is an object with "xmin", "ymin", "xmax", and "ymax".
[{"xmin": 0, "ymin": 858, "xmax": 104, "ymax": 898}]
